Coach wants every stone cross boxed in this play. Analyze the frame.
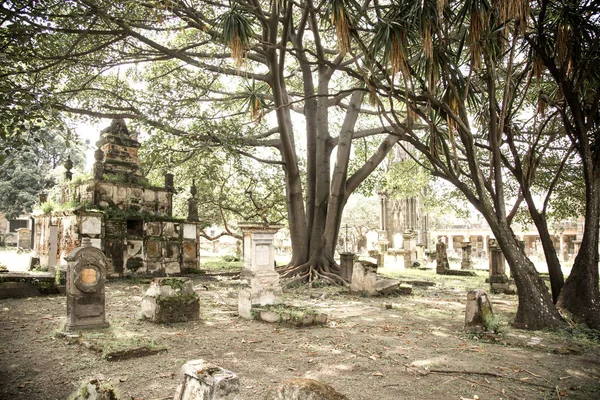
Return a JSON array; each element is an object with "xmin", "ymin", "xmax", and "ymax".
[
  {"xmin": 64, "ymin": 238, "xmax": 109, "ymax": 330},
  {"xmin": 237, "ymin": 223, "xmax": 283, "ymax": 319}
]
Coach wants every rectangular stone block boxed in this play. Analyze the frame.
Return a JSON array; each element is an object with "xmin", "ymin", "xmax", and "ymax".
[
  {"xmin": 183, "ymin": 223, "xmax": 196, "ymax": 239},
  {"xmin": 81, "ymin": 216, "xmax": 102, "ymax": 235},
  {"xmin": 146, "ymin": 240, "xmax": 162, "ymax": 259},
  {"xmin": 182, "ymin": 242, "xmax": 197, "ymax": 260}
]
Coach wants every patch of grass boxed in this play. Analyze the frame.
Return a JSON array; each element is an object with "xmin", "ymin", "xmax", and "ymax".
[{"xmin": 201, "ymin": 257, "xmax": 243, "ymax": 271}]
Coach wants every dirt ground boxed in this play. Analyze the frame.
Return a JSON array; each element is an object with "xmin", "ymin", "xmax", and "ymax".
[{"xmin": 1, "ymin": 268, "xmax": 600, "ymax": 400}]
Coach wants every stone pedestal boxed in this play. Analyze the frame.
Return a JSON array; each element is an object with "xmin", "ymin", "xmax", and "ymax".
[
  {"xmin": 339, "ymin": 252, "xmax": 355, "ymax": 282},
  {"xmin": 403, "ymin": 230, "xmax": 417, "ymax": 269},
  {"xmin": 436, "ymin": 240, "xmax": 449, "ymax": 274},
  {"xmin": 173, "ymin": 359, "xmax": 240, "ymax": 400},
  {"xmin": 461, "ymin": 241, "xmax": 473, "ymax": 270},
  {"xmin": 489, "ymin": 244, "xmax": 511, "ymax": 293},
  {"xmin": 237, "ymin": 224, "xmax": 283, "ymax": 319},
  {"xmin": 16, "ymin": 228, "xmax": 31, "ymax": 250},
  {"xmin": 64, "ymin": 238, "xmax": 109, "ymax": 330},
  {"xmin": 141, "ymin": 277, "xmax": 199, "ymax": 323}
]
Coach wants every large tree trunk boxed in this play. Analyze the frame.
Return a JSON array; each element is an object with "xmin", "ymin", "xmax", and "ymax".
[
  {"xmin": 486, "ymin": 215, "xmax": 566, "ymax": 330},
  {"xmin": 557, "ymin": 166, "xmax": 600, "ymax": 329},
  {"xmin": 526, "ymin": 203, "xmax": 565, "ymax": 303}
]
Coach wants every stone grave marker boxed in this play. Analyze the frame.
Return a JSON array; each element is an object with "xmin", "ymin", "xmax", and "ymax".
[
  {"xmin": 461, "ymin": 241, "xmax": 473, "ymax": 270},
  {"xmin": 436, "ymin": 239, "xmax": 449, "ymax": 273},
  {"xmin": 173, "ymin": 359, "xmax": 240, "ymax": 400},
  {"xmin": 465, "ymin": 289, "xmax": 494, "ymax": 330},
  {"xmin": 141, "ymin": 277, "xmax": 199, "ymax": 323},
  {"xmin": 237, "ymin": 223, "xmax": 283, "ymax": 319},
  {"xmin": 64, "ymin": 237, "xmax": 109, "ymax": 330}
]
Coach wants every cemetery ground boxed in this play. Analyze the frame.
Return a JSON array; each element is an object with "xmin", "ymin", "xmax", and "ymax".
[{"xmin": 1, "ymin": 255, "xmax": 600, "ymax": 399}]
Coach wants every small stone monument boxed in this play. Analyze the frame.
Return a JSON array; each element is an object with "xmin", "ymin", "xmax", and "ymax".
[
  {"xmin": 465, "ymin": 289, "xmax": 494, "ymax": 330},
  {"xmin": 16, "ymin": 228, "xmax": 31, "ymax": 250},
  {"xmin": 461, "ymin": 241, "xmax": 473, "ymax": 270},
  {"xmin": 64, "ymin": 237, "xmax": 109, "ymax": 330},
  {"xmin": 403, "ymin": 230, "xmax": 417, "ymax": 269},
  {"xmin": 339, "ymin": 252, "xmax": 355, "ymax": 282},
  {"xmin": 350, "ymin": 261, "xmax": 378, "ymax": 296},
  {"xmin": 238, "ymin": 223, "xmax": 283, "ymax": 319},
  {"xmin": 488, "ymin": 239, "xmax": 512, "ymax": 293},
  {"xmin": 141, "ymin": 277, "xmax": 199, "ymax": 323},
  {"xmin": 436, "ymin": 239, "xmax": 449, "ymax": 274},
  {"xmin": 173, "ymin": 359, "xmax": 240, "ymax": 400}
]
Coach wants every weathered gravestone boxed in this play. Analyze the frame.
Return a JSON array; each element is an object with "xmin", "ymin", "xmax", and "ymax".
[
  {"xmin": 264, "ymin": 378, "xmax": 348, "ymax": 400},
  {"xmin": 65, "ymin": 238, "xmax": 109, "ymax": 330},
  {"xmin": 237, "ymin": 223, "xmax": 283, "ymax": 319},
  {"xmin": 461, "ymin": 241, "xmax": 473, "ymax": 270},
  {"xmin": 173, "ymin": 359, "xmax": 240, "ymax": 400},
  {"xmin": 465, "ymin": 289, "xmax": 494, "ymax": 330},
  {"xmin": 141, "ymin": 277, "xmax": 199, "ymax": 323},
  {"xmin": 349, "ymin": 261, "xmax": 378, "ymax": 296},
  {"xmin": 488, "ymin": 240, "xmax": 513, "ymax": 294},
  {"xmin": 436, "ymin": 239, "xmax": 449, "ymax": 274},
  {"xmin": 338, "ymin": 252, "xmax": 355, "ymax": 282},
  {"xmin": 69, "ymin": 376, "xmax": 121, "ymax": 400}
]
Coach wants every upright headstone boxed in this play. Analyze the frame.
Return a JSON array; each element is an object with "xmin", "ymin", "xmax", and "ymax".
[
  {"xmin": 237, "ymin": 223, "xmax": 283, "ymax": 319},
  {"xmin": 339, "ymin": 252, "xmax": 355, "ymax": 282},
  {"xmin": 436, "ymin": 239, "xmax": 449, "ymax": 274},
  {"xmin": 461, "ymin": 241, "xmax": 473, "ymax": 270},
  {"xmin": 64, "ymin": 238, "xmax": 109, "ymax": 330},
  {"xmin": 488, "ymin": 239, "xmax": 511, "ymax": 293},
  {"xmin": 465, "ymin": 289, "xmax": 494, "ymax": 329},
  {"xmin": 16, "ymin": 228, "xmax": 31, "ymax": 250}
]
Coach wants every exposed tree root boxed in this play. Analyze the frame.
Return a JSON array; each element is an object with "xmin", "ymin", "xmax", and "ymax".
[{"xmin": 279, "ymin": 262, "xmax": 348, "ymax": 288}]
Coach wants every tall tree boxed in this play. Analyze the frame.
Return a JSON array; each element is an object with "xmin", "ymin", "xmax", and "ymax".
[
  {"xmin": 348, "ymin": 0, "xmax": 565, "ymax": 329},
  {"xmin": 528, "ymin": 0, "xmax": 600, "ymax": 328},
  {"xmin": 0, "ymin": 131, "xmax": 85, "ymax": 218},
  {"xmin": 1, "ymin": 0, "xmax": 403, "ymax": 285}
]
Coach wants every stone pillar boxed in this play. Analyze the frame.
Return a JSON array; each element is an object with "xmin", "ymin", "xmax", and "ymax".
[
  {"xmin": 339, "ymin": 252, "xmax": 355, "ymax": 282},
  {"xmin": 488, "ymin": 240, "xmax": 511, "ymax": 293},
  {"xmin": 436, "ymin": 239, "xmax": 449, "ymax": 274},
  {"xmin": 64, "ymin": 238, "xmax": 108, "ymax": 330},
  {"xmin": 238, "ymin": 223, "xmax": 283, "ymax": 319},
  {"xmin": 461, "ymin": 241, "xmax": 472, "ymax": 270},
  {"xmin": 447, "ymin": 235, "xmax": 454, "ymax": 251},
  {"xmin": 377, "ymin": 236, "xmax": 388, "ymax": 267},
  {"xmin": 402, "ymin": 230, "xmax": 417, "ymax": 269}
]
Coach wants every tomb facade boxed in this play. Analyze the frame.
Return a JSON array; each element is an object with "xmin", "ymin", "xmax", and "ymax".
[{"xmin": 33, "ymin": 119, "xmax": 200, "ymax": 276}]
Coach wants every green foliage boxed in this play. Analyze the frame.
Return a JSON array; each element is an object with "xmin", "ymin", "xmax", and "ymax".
[{"xmin": 0, "ymin": 132, "xmax": 85, "ymax": 218}]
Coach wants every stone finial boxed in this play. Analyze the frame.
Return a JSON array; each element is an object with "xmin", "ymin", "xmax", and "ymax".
[
  {"xmin": 100, "ymin": 118, "xmax": 130, "ymax": 136},
  {"xmin": 190, "ymin": 179, "xmax": 197, "ymax": 198},
  {"xmin": 93, "ymin": 148, "xmax": 105, "ymax": 180},
  {"xmin": 64, "ymin": 155, "xmax": 73, "ymax": 181}
]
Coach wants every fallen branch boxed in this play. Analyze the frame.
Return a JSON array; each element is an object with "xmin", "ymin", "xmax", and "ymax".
[{"xmin": 428, "ymin": 369, "xmax": 504, "ymax": 378}]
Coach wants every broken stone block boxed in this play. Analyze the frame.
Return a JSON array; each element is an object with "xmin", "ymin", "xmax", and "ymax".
[
  {"xmin": 465, "ymin": 289, "xmax": 494, "ymax": 330},
  {"xmin": 69, "ymin": 376, "xmax": 121, "ymax": 400},
  {"xmin": 141, "ymin": 277, "xmax": 199, "ymax": 323},
  {"xmin": 375, "ymin": 278, "xmax": 400, "ymax": 295},
  {"xmin": 264, "ymin": 378, "xmax": 348, "ymax": 400},
  {"xmin": 173, "ymin": 359, "xmax": 240, "ymax": 400},
  {"xmin": 397, "ymin": 284, "xmax": 413, "ymax": 295},
  {"xmin": 349, "ymin": 262, "xmax": 377, "ymax": 296}
]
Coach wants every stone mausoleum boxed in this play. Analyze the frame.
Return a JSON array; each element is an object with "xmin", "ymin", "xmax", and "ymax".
[{"xmin": 34, "ymin": 119, "xmax": 200, "ymax": 276}]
